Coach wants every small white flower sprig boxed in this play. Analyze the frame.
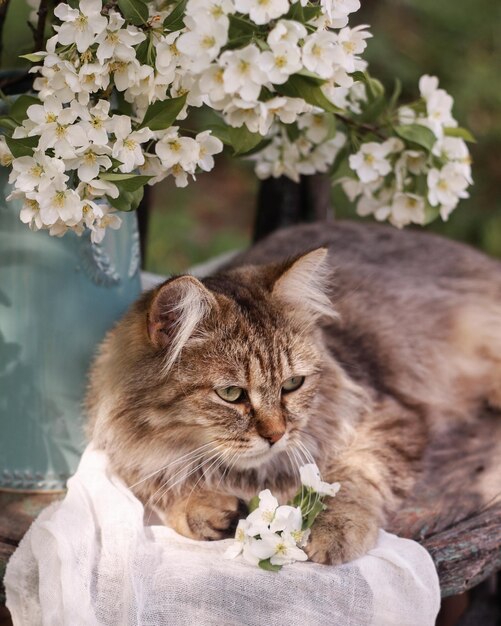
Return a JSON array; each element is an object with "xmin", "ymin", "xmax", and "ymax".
[
  {"xmin": 224, "ymin": 463, "xmax": 340, "ymax": 571},
  {"xmin": 0, "ymin": 0, "xmax": 475, "ymax": 242}
]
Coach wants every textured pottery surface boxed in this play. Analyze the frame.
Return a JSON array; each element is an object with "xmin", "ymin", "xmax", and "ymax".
[{"xmin": 0, "ymin": 167, "xmax": 141, "ymax": 490}]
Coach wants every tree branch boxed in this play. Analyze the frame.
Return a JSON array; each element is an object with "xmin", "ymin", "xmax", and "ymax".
[
  {"xmin": 0, "ymin": 0, "xmax": 12, "ymax": 60},
  {"xmin": 33, "ymin": 0, "xmax": 51, "ymax": 53},
  {"xmin": 334, "ymin": 112, "xmax": 387, "ymax": 141}
]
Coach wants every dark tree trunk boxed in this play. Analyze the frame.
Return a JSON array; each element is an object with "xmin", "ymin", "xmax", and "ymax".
[{"xmin": 253, "ymin": 174, "xmax": 333, "ymax": 242}]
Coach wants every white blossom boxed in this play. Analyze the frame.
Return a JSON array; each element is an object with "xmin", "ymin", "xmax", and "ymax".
[
  {"xmin": 77, "ymin": 99, "xmax": 111, "ymax": 145},
  {"xmin": 96, "ymin": 11, "xmax": 145, "ymax": 63},
  {"xmin": 299, "ymin": 464, "xmax": 341, "ymax": 497},
  {"xmin": 220, "ymin": 45, "xmax": 266, "ymax": 101},
  {"xmin": 320, "ymin": 0, "xmax": 360, "ymax": 26},
  {"xmin": 265, "ymin": 97, "xmax": 309, "ymax": 125},
  {"xmin": 389, "ymin": 192, "xmax": 426, "ymax": 228},
  {"xmin": 176, "ymin": 16, "xmax": 228, "ymax": 72},
  {"xmin": 250, "ymin": 531, "xmax": 309, "ymax": 566},
  {"xmin": 427, "ymin": 163, "xmax": 469, "ymax": 218},
  {"xmin": 302, "ymin": 31, "xmax": 338, "ymax": 79},
  {"xmin": 200, "ymin": 65, "xmax": 229, "ymax": 106},
  {"xmin": 258, "ymin": 42, "xmax": 302, "ymax": 85},
  {"xmin": 155, "ymin": 34, "xmax": 180, "ymax": 83},
  {"xmin": 419, "ymin": 74, "xmax": 457, "ymax": 138},
  {"xmin": 267, "ymin": 20, "xmax": 307, "ymax": 47},
  {"xmin": 298, "ymin": 112, "xmax": 333, "ymax": 144},
  {"xmin": 349, "ymin": 141, "xmax": 393, "ymax": 183},
  {"xmin": 110, "ymin": 115, "xmax": 153, "ymax": 172},
  {"xmin": 54, "ymin": 0, "xmax": 108, "ymax": 53},
  {"xmin": 39, "ymin": 186, "xmax": 83, "ymax": 226},
  {"xmin": 155, "ymin": 127, "xmax": 200, "ymax": 170},
  {"xmin": 195, "ymin": 131, "xmax": 223, "ymax": 171},
  {"xmin": 66, "ymin": 144, "xmax": 112, "ymax": 182},
  {"xmin": 0, "ymin": 136, "xmax": 13, "ymax": 167},
  {"xmin": 224, "ymin": 99, "xmax": 271, "ymax": 135},
  {"xmin": 9, "ymin": 153, "xmax": 67, "ymax": 192},
  {"xmin": 234, "ymin": 0, "xmax": 289, "ymax": 25},
  {"xmin": 186, "ymin": 0, "xmax": 235, "ymax": 24},
  {"xmin": 90, "ymin": 210, "xmax": 122, "ymax": 243},
  {"xmin": 245, "ymin": 489, "xmax": 279, "ymax": 536}
]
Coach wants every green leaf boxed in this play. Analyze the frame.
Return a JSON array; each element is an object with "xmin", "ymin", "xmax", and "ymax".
[
  {"xmin": 423, "ymin": 202, "xmax": 440, "ymax": 225},
  {"xmin": 302, "ymin": 5, "xmax": 322, "ymax": 21},
  {"xmin": 394, "ymin": 124, "xmax": 437, "ymax": 152},
  {"xmin": 140, "ymin": 94, "xmax": 187, "ymax": 131},
  {"xmin": 330, "ymin": 148, "xmax": 353, "ymax": 181},
  {"xmin": 117, "ymin": 0, "xmax": 149, "ymax": 25},
  {"xmin": 444, "ymin": 126, "xmax": 476, "ymax": 143},
  {"xmin": 19, "ymin": 53, "xmax": 44, "ymax": 63},
  {"xmin": 286, "ymin": 2, "xmax": 321, "ymax": 22},
  {"xmin": 351, "ymin": 72, "xmax": 385, "ymax": 101},
  {"xmin": 5, "ymin": 135, "xmax": 38, "ymax": 158},
  {"xmin": 135, "ymin": 39, "xmax": 150, "ymax": 64},
  {"xmin": 296, "ymin": 70, "xmax": 326, "ymax": 86},
  {"xmin": 214, "ymin": 124, "xmax": 266, "ymax": 156},
  {"xmin": 258, "ymin": 558, "xmax": 282, "ymax": 572},
  {"xmin": 10, "ymin": 95, "xmax": 40, "ymax": 124},
  {"xmin": 302, "ymin": 499, "xmax": 326, "ymax": 530},
  {"xmin": 0, "ymin": 116, "xmax": 18, "ymax": 132},
  {"xmin": 163, "ymin": 0, "xmax": 188, "ymax": 31},
  {"xmin": 228, "ymin": 14, "xmax": 257, "ymax": 38},
  {"xmin": 248, "ymin": 495, "xmax": 260, "ymax": 513},
  {"xmin": 355, "ymin": 96, "xmax": 387, "ymax": 124},
  {"xmin": 285, "ymin": 122, "xmax": 300, "ymax": 143},
  {"xmin": 278, "ymin": 74, "xmax": 339, "ymax": 114},
  {"xmin": 389, "ymin": 78, "xmax": 402, "ymax": 112},
  {"xmin": 107, "ymin": 186, "xmax": 144, "ymax": 212},
  {"xmin": 100, "ymin": 173, "xmax": 152, "ymax": 192}
]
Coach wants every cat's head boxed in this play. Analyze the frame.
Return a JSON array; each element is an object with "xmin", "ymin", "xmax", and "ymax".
[{"xmin": 87, "ymin": 249, "xmax": 350, "ymax": 491}]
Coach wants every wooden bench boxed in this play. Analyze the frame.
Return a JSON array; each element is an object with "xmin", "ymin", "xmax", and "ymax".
[{"xmin": 2, "ymin": 176, "xmax": 500, "ymax": 624}]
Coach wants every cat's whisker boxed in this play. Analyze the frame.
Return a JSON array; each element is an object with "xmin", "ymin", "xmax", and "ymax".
[
  {"xmin": 297, "ymin": 439, "xmax": 316, "ymax": 465},
  {"xmin": 128, "ymin": 441, "xmax": 216, "ymax": 489},
  {"xmin": 216, "ymin": 445, "xmax": 239, "ymax": 490},
  {"xmin": 183, "ymin": 447, "xmax": 231, "ymax": 511},
  {"xmin": 284, "ymin": 448, "xmax": 300, "ymax": 487},
  {"xmin": 146, "ymin": 446, "xmax": 225, "ymax": 514},
  {"xmin": 142, "ymin": 446, "xmax": 219, "ymax": 506}
]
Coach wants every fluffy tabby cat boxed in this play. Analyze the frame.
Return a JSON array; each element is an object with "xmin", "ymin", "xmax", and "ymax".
[{"xmin": 86, "ymin": 221, "xmax": 501, "ymax": 564}]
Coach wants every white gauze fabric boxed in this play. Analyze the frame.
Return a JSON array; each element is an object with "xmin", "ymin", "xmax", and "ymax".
[{"xmin": 5, "ymin": 446, "xmax": 440, "ymax": 626}]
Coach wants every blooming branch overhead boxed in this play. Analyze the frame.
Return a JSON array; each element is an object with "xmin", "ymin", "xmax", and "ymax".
[{"xmin": 0, "ymin": 0, "xmax": 474, "ymax": 242}]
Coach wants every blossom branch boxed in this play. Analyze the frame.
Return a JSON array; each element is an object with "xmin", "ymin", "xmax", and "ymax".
[
  {"xmin": 33, "ymin": 0, "xmax": 51, "ymax": 53},
  {"xmin": 0, "ymin": 0, "xmax": 12, "ymax": 59},
  {"xmin": 334, "ymin": 112, "xmax": 386, "ymax": 141}
]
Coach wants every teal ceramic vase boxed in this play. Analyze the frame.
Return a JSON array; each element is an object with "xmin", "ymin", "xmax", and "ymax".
[{"xmin": 0, "ymin": 165, "xmax": 141, "ymax": 491}]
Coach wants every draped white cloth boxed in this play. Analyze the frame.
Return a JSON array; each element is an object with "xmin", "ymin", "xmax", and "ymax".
[{"xmin": 4, "ymin": 446, "xmax": 440, "ymax": 626}]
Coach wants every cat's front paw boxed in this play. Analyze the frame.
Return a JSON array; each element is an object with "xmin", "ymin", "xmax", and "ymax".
[
  {"xmin": 166, "ymin": 491, "xmax": 247, "ymax": 541},
  {"xmin": 305, "ymin": 503, "xmax": 379, "ymax": 565}
]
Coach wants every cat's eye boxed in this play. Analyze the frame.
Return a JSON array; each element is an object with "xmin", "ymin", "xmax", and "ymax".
[
  {"xmin": 215, "ymin": 386, "xmax": 244, "ymax": 403},
  {"xmin": 282, "ymin": 376, "xmax": 305, "ymax": 393}
]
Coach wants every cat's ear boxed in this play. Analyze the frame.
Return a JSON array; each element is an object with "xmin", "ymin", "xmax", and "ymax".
[
  {"xmin": 272, "ymin": 248, "xmax": 337, "ymax": 322},
  {"xmin": 147, "ymin": 275, "xmax": 217, "ymax": 367}
]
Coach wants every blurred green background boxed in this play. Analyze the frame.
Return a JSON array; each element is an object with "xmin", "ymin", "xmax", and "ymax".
[{"xmin": 3, "ymin": 0, "xmax": 500, "ymax": 274}]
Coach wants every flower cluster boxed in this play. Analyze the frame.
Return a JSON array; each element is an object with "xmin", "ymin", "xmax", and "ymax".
[
  {"xmin": 2, "ymin": 0, "xmax": 474, "ymax": 241},
  {"xmin": 342, "ymin": 75, "xmax": 473, "ymax": 228},
  {"xmin": 225, "ymin": 463, "xmax": 340, "ymax": 571}
]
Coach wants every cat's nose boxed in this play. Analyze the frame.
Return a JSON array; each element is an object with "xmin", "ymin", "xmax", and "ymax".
[
  {"xmin": 256, "ymin": 415, "xmax": 286, "ymax": 445},
  {"xmin": 265, "ymin": 431, "xmax": 285, "ymax": 445},
  {"xmin": 259, "ymin": 428, "xmax": 285, "ymax": 445}
]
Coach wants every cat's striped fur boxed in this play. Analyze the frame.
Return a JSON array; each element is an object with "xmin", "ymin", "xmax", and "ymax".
[{"xmin": 87, "ymin": 221, "xmax": 501, "ymax": 564}]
